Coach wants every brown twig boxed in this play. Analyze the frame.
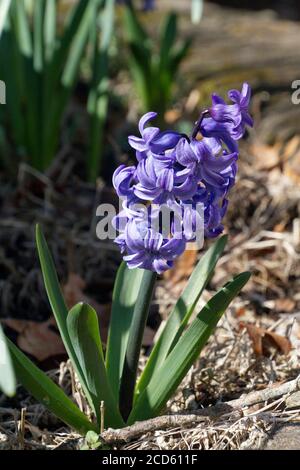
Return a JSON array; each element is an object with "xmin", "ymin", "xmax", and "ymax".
[
  {"xmin": 18, "ymin": 408, "xmax": 26, "ymax": 449},
  {"xmin": 100, "ymin": 401, "xmax": 105, "ymax": 434},
  {"xmin": 226, "ymin": 375, "xmax": 300, "ymax": 409},
  {"xmin": 101, "ymin": 375, "xmax": 300, "ymax": 445}
]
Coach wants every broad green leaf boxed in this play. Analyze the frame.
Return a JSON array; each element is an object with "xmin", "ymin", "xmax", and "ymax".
[
  {"xmin": 7, "ymin": 337, "xmax": 96, "ymax": 434},
  {"xmin": 35, "ymin": 225, "xmax": 95, "ymax": 415},
  {"xmin": 0, "ymin": 323, "xmax": 16, "ymax": 396},
  {"xmin": 105, "ymin": 263, "xmax": 144, "ymax": 401},
  {"xmin": 129, "ymin": 272, "xmax": 251, "ymax": 423},
  {"xmin": 67, "ymin": 302, "xmax": 124, "ymax": 428},
  {"xmin": 135, "ymin": 236, "xmax": 227, "ymax": 398},
  {"xmin": 119, "ymin": 269, "xmax": 157, "ymax": 421}
]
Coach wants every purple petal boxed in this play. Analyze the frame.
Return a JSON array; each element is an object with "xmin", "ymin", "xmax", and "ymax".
[
  {"xmin": 240, "ymin": 82, "xmax": 251, "ymax": 106},
  {"xmin": 176, "ymin": 138, "xmax": 198, "ymax": 166},
  {"xmin": 211, "ymin": 93, "xmax": 226, "ymax": 105},
  {"xmin": 205, "ymin": 152, "xmax": 238, "ymax": 171},
  {"xmin": 160, "ymin": 238, "xmax": 186, "ymax": 260},
  {"xmin": 128, "ymin": 135, "xmax": 148, "ymax": 152},
  {"xmin": 151, "ymin": 130, "xmax": 182, "ymax": 153},
  {"xmin": 142, "ymin": 126, "xmax": 160, "ymax": 142},
  {"xmin": 144, "ymin": 229, "xmax": 163, "ymax": 252},
  {"xmin": 202, "ymin": 137, "xmax": 222, "ymax": 155},
  {"xmin": 124, "ymin": 253, "xmax": 145, "ymax": 269},
  {"xmin": 152, "ymin": 258, "xmax": 173, "ymax": 274},
  {"xmin": 139, "ymin": 111, "xmax": 158, "ymax": 135},
  {"xmin": 210, "ymin": 103, "xmax": 242, "ymax": 127},
  {"xmin": 156, "ymin": 168, "xmax": 174, "ymax": 192},
  {"xmin": 227, "ymin": 89, "xmax": 241, "ymax": 104}
]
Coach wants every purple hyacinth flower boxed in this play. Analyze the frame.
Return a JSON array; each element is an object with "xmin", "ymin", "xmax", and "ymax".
[
  {"xmin": 204, "ymin": 197, "xmax": 228, "ymax": 238},
  {"xmin": 133, "ymin": 150, "xmax": 197, "ymax": 203},
  {"xmin": 207, "ymin": 82, "xmax": 253, "ymax": 141},
  {"xmin": 228, "ymin": 82, "xmax": 253, "ymax": 128},
  {"xmin": 176, "ymin": 137, "xmax": 238, "ymax": 193},
  {"xmin": 113, "ymin": 83, "xmax": 253, "ymax": 273},
  {"xmin": 117, "ymin": 1, "xmax": 156, "ymax": 12},
  {"xmin": 112, "ymin": 164, "xmax": 136, "ymax": 198},
  {"xmin": 128, "ymin": 112, "xmax": 182, "ymax": 160},
  {"xmin": 123, "ymin": 219, "xmax": 186, "ymax": 274},
  {"xmin": 142, "ymin": 0, "xmax": 155, "ymax": 11},
  {"xmin": 128, "ymin": 112, "xmax": 160, "ymax": 160},
  {"xmin": 200, "ymin": 117, "xmax": 239, "ymax": 153},
  {"xmin": 150, "ymin": 130, "xmax": 182, "ymax": 154}
]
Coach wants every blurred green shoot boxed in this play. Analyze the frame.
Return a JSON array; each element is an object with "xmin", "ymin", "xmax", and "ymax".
[
  {"xmin": 0, "ymin": 0, "xmax": 109, "ymax": 176},
  {"xmin": 122, "ymin": 3, "xmax": 193, "ymax": 119}
]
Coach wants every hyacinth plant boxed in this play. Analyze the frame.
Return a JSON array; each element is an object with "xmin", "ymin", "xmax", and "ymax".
[
  {"xmin": 0, "ymin": 0, "xmax": 114, "ymax": 179},
  {"xmin": 3, "ymin": 84, "xmax": 252, "ymax": 435},
  {"xmin": 121, "ymin": 1, "xmax": 192, "ymax": 118}
]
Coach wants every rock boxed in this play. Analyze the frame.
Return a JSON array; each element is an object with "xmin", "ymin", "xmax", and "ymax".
[
  {"xmin": 285, "ymin": 391, "xmax": 300, "ymax": 409},
  {"xmin": 263, "ymin": 423, "xmax": 300, "ymax": 450}
]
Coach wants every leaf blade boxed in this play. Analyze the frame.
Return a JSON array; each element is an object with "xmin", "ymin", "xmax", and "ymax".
[
  {"xmin": 135, "ymin": 236, "xmax": 228, "ymax": 397},
  {"xmin": 0, "ymin": 323, "xmax": 16, "ymax": 396},
  {"xmin": 67, "ymin": 302, "xmax": 124, "ymax": 428},
  {"xmin": 105, "ymin": 263, "xmax": 144, "ymax": 401},
  {"xmin": 7, "ymin": 337, "xmax": 96, "ymax": 434},
  {"xmin": 129, "ymin": 271, "xmax": 251, "ymax": 424},
  {"xmin": 35, "ymin": 225, "xmax": 95, "ymax": 414},
  {"xmin": 0, "ymin": 0, "xmax": 11, "ymax": 39}
]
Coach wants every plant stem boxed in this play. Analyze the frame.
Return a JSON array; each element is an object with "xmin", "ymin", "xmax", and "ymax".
[{"xmin": 119, "ymin": 269, "xmax": 157, "ymax": 421}]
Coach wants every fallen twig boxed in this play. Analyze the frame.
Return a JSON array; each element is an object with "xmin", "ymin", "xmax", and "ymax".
[{"xmin": 101, "ymin": 375, "xmax": 300, "ymax": 445}]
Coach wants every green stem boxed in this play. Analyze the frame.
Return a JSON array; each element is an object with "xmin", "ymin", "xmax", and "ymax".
[{"xmin": 119, "ymin": 269, "xmax": 157, "ymax": 421}]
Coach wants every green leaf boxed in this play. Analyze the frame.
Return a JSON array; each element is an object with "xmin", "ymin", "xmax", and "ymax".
[
  {"xmin": 0, "ymin": 323, "xmax": 16, "ymax": 396},
  {"xmin": 44, "ymin": 0, "xmax": 56, "ymax": 63},
  {"xmin": 67, "ymin": 302, "xmax": 124, "ymax": 428},
  {"xmin": 10, "ymin": 0, "xmax": 41, "ymax": 169},
  {"xmin": 105, "ymin": 263, "xmax": 144, "ymax": 401},
  {"xmin": 135, "ymin": 236, "xmax": 227, "ymax": 398},
  {"xmin": 47, "ymin": 0, "xmax": 90, "ymax": 83},
  {"xmin": 0, "ymin": 25, "xmax": 26, "ymax": 154},
  {"xmin": 159, "ymin": 13, "xmax": 177, "ymax": 71},
  {"xmin": 169, "ymin": 36, "xmax": 193, "ymax": 75},
  {"xmin": 129, "ymin": 272, "xmax": 251, "ymax": 423},
  {"xmin": 127, "ymin": 41, "xmax": 153, "ymax": 111},
  {"xmin": 0, "ymin": 0, "xmax": 11, "ymax": 39},
  {"xmin": 10, "ymin": 0, "xmax": 32, "ymax": 57},
  {"xmin": 123, "ymin": 4, "xmax": 148, "ymax": 44},
  {"xmin": 35, "ymin": 224, "xmax": 95, "ymax": 415},
  {"xmin": 43, "ymin": 0, "xmax": 102, "ymax": 168},
  {"xmin": 7, "ymin": 337, "xmax": 96, "ymax": 434},
  {"xmin": 119, "ymin": 270, "xmax": 157, "ymax": 421},
  {"xmin": 87, "ymin": 0, "xmax": 115, "ymax": 181},
  {"xmin": 33, "ymin": 0, "xmax": 45, "ymax": 72}
]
